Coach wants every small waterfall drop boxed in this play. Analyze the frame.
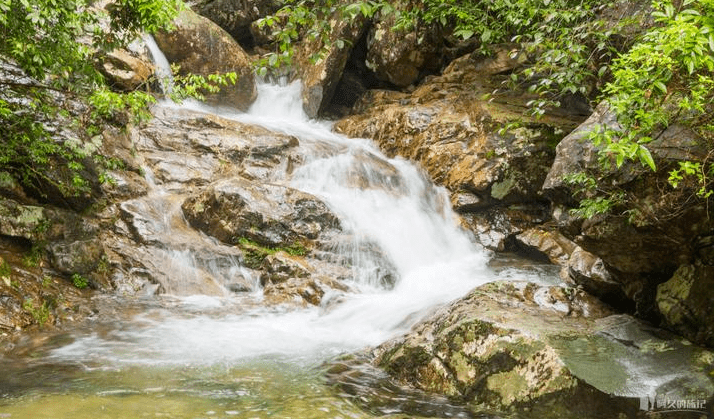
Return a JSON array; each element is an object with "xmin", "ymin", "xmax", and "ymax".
[{"xmin": 143, "ymin": 35, "xmax": 174, "ymax": 95}]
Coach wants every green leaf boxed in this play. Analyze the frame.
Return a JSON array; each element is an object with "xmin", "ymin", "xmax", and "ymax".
[{"xmin": 637, "ymin": 145, "xmax": 656, "ymax": 171}]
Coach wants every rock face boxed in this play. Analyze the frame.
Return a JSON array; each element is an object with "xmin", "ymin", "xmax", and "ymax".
[
  {"xmin": 372, "ymin": 281, "xmax": 713, "ymax": 418},
  {"xmin": 336, "ymin": 46, "xmax": 582, "ymax": 252},
  {"xmin": 365, "ymin": 12, "xmax": 445, "ymax": 87},
  {"xmin": 194, "ymin": 0, "xmax": 281, "ymax": 46},
  {"xmin": 154, "ymin": 8, "xmax": 257, "ymax": 110},
  {"xmin": 542, "ymin": 102, "xmax": 714, "ymax": 344}
]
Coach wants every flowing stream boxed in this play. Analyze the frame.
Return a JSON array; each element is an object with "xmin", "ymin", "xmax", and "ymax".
[{"xmin": 0, "ymin": 43, "xmax": 565, "ymax": 418}]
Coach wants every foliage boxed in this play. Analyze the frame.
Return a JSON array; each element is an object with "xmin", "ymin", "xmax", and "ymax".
[
  {"xmin": 563, "ymin": 0, "xmax": 714, "ymax": 220},
  {"xmin": 0, "ymin": 0, "xmax": 181, "ymax": 199},
  {"xmin": 0, "ymin": 259, "xmax": 11, "ymax": 277},
  {"xmin": 71, "ymin": 273, "xmax": 88, "ymax": 289},
  {"xmin": 23, "ymin": 298, "xmax": 50, "ymax": 324},
  {"xmin": 593, "ymin": 0, "xmax": 713, "ymax": 170},
  {"xmin": 166, "ymin": 64, "xmax": 238, "ymax": 102},
  {"xmin": 254, "ymin": 0, "xmax": 385, "ymax": 77}
]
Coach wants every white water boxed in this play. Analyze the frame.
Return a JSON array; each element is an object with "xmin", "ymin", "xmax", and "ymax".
[{"xmin": 49, "ymin": 80, "xmax": 496, "ymax": 368}]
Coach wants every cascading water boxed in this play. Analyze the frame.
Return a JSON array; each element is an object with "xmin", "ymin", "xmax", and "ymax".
[{"xmin": 0, "ymin": 43, "xmax": 557, "ymax": 418}]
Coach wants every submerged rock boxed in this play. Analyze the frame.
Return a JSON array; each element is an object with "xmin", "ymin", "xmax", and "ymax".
[{"xmin": 372, "ymin": 281, "xmax": 713, "ymax": 418}]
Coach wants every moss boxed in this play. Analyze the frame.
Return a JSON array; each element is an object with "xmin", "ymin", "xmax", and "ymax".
[
  {"xmin": 382, "ymin": 345, "xmax": 433, "ymax": 383},
  {"xmin": 0, "ymin": 258, "xmax": 10, "ymax": 277},
  {"xmin": 236, "ymin": 237, "xmax": 308, "ymax": 269}
]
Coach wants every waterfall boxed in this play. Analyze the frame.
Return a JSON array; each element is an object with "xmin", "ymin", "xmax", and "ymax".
[{"xmin": 143, "ymin": 34, "xmax": 174, "ymax": 95}]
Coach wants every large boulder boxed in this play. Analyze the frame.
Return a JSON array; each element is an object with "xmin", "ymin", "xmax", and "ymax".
[
  {"xmin": 365, "ymin": 8, "xmax": 445, "ymax": 87},
  {"xmin": 288, "ymin": 11, "xmax": 369, "ymax": 118},
  {"xmin": 371, "ymin": 281, "xmax": 713, "ymax": 418},
  {"xmin": 154, "ymin": 8, "xmax": 257, "ymax": 110},
  {"xmin": 657, "ymin": 262, "xmax": 714, "ymax": 346},
  {"xmin": 194, "ymin": 0, "xmax": 281, "ymax": 46},
  {"xmin": 182, "ymin": 177, "xmax": 340, "ymax": 248}
]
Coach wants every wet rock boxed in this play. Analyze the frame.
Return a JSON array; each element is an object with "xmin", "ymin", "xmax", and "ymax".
[
  {"xmin": 372, "ymin": 281, "xmax": 713, "ymax": 418},
  {"xmin": 336, "ymin": 46, "xmax": 581, "ymax": 245},
  {"xmin": 515, "ymin": 227, "xmax": 577, "ymax": 266},
  {"xmin": 0, "ymin": 238, "xmax": 87, "ymax": 333},
  {"xmin": 47, "ymin": 239, "xmax": 104, "ymax": 277},
  {"xmin": 259, "ymin": 251, "xmax": 312, "ymax": 285},
  {"xmin": 182, "ymin": 177, "xmax": 340, "ymax": 248},
  {"xmin": 263, "ymin": 276, "xmax": 325, "ymax": 306},
  {"xmin": 567, "ymin": 246, "xmax": 630, "ymax": 309},
  {"xmin": 135, "ymin": 105, "xmax": 301, "ymax": 187},
  {"xmin": 0, "ymin": 199, "xmax": 49, "ymax": 242},
  {"xmin": 154, "ymin": 8, "xmax": 257, "ymax": 110},
  {"xmin": 657, "ymin": 262, "xmax": 714, "ymax": 346}
]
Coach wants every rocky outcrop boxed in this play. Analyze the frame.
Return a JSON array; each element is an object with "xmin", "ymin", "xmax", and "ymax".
[
  {"xmin": 336, "ymin": 45, "xmax": 583, "ymax": 251},
  {"xmin": 542, "ymin": 102, "xmax": 714, "ymax": 343},
  {"xmin": 154, "ymin": 8, "xmax": 257, "ymax": 110},
  {"xmin": 371, "ymin": 281, "xmax": 713, "ymax": 418}
]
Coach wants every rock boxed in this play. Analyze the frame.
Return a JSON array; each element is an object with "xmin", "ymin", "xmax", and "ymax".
[
  {"xmin": 657, "ymin": 262, "xmax": 714, "ymax": 346},
  {"xmin": 47, "ymin": 239, "xmax": 104, "ymax": 277},
  {"xmin": 567, "ymin": 246, "xmax": 630, "ymax": 309},
  {"xmin": 372, "ymin": 281, "xmax": 713, "ymax": 418},
  {"xmin": 154, "ymin": 8, "xmax": 257, "ymax": 110},
  {"xmin": 542, "ymin": 101, "xmax": 714, "ymax": 330},
  {"xmin": 259, "ymin": 251, "xmax": 312, "ymax": 285},
  {"xmin": 292, "ymin": 12, "xmax": 368, "ymax": 117},
  {"xmin": 335, "ymin": 47, "xmax": 583, "ymax": 245},
  {"xmin": 542, "ymin": 102, "xmax": 639, "ymax": 204},
  {"xmin": 182, "ymin": 177, "xmax": 340, "ymax": 248},
  {"xmin": 194, "ymin": 0, "xmax": 281, "ymax": 46},
  {"xmin": 365, "ymin": 12, "xmax": 445, "ymax": 87},
  {"xmin": 134, "ymin": 105, "xmax": 301, "ymax": 188},
  {"xmin": 0, "ymin": 199, "xmax": 49, "ymax": 242},
  {"xmin": 515, "ymin": 227, "xmax": 577, "ymax": 266},
  {"xmin": 98, "ymin": 48, "xmax": 155, "ymax": 92}
]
